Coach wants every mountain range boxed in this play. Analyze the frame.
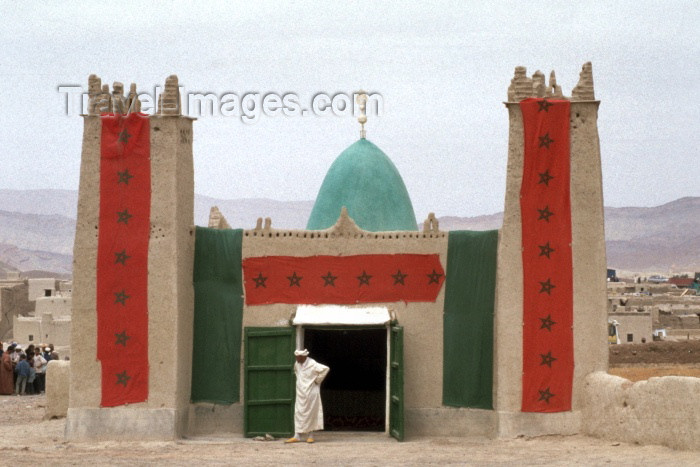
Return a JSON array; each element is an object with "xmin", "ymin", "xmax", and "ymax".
[{"xmin": 0, "ymin": 189, "xmax": 697, "ymax": 276}]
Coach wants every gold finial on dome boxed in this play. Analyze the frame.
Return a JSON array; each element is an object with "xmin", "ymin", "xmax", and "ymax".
[{"xmin": 356, "ymin": 90, "xmax": 368, "ymax": 139}]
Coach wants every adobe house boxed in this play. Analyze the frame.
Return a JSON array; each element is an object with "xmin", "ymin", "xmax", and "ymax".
[{"xmin": 66, "ymin": 64, "xmax": 609, "ymax": 441}]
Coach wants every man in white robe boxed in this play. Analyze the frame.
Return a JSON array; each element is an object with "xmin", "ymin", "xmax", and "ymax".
[{"xmin": 285, "ymin": 349, "xmax": 330, "ymax": 444}]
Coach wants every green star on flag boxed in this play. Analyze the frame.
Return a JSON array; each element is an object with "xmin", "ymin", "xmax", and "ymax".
[
  {"xmin": 114, "ymin": 249, "xmax": 130, "ymax": 265},
  {"xmin": 116, "ymin": 370, "xmax": 131, "ymax": 387},
  {"xmin": 117, "ymin": 209, "xmax": 133, "ymax": 224},
  {"xmin": 114, "ymin": 289, "xmax": 130, "ymax": 305},
  {"xmin": 117, "ymin": 169, "xmax": 134, "ymax": 185},
  {"xmin": 115, "ymin": 330, "xmax": 131, "ymax": 346}
]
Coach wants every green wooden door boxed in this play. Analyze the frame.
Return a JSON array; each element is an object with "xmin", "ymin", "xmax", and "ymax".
[
  {"xmin": 389, "ymin": 325, "xmax": 404, "ymax": 441},
  {"xmin": 244, "ymin": 327, "xmax": 295, "ymax": 437}
]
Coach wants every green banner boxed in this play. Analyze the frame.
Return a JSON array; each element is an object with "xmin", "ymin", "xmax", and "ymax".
[
  {"xmin": 443, "ymin": 230, "xmax": 498, "ymax": 409},
  {"xmin": 191, "ymin": 227, "xmax": 244, "ymax": 404}
]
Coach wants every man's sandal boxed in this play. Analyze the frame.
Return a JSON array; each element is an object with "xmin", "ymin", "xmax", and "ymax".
[
  {"xmin": 306, "ymin": 437, "xmax": 315, "ymax": 444},
  {"xmin": 285, "ymin": 437, "xmax": 300, "ymax": 443}
]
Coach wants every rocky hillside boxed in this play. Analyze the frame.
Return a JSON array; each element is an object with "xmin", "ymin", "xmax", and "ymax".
[
  {"xmin": 0, "ymin": 190, "xmax": 697, "ymax": 274},
  {"xmin": 440, "ymin": 197, "xmax": 700, "ymax": 272}
]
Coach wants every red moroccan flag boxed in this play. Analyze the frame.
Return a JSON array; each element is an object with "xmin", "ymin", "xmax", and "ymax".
[
  {"xmin": 97, "ymin": 113, "xmax": 150, "ymax": 407},
  {"xmin": 520, "ymin": 98, "xmax": 574, "ymax": 412},
  {"xmin": 243, "ymin": 254, "xmax": 445, "ymax": 305}
]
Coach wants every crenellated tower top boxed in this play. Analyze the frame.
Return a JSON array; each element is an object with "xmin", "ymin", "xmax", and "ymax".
[
  {"xmin": 507, "ymin": 62, "xmax": 595, "ymax": 102},
  {"xmin": 86, "ymin": 74, "xmax": 182, "ymax": 116}
]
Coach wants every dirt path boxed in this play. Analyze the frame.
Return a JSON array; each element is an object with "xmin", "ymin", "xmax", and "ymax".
[{"xmin": 2, "ymin": 394, "xmax": 698, "ymax": 465}]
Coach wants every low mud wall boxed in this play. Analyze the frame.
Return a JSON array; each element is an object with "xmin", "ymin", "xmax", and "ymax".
[{"xmin": 582, "ymin": 371, "xmax": 700, "ymax": 451}]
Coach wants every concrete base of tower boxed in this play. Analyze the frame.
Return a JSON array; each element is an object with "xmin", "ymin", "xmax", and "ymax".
[
  {"xmin": 495, "ymin": 410, "xmax": 582, "ymax": 438},
  {"xmin": 65, "ymin": 407, "xmax": 188, "ymax": 441},
  {"xmin": 187, "ymin": 402, "xmax": 244, "ymax": 436},
  {"xmin": 405, "ymin": 407, "xmax": 497, "ymax": 438}
]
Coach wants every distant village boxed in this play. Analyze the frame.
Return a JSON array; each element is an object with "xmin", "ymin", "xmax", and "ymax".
[
  {"xmin": 1, "ymin": 273, "xmax": 72, "ymax": 358},
  {"xmin": 606, "ymin": 269, "xmax": 700, "ymax": 345}
]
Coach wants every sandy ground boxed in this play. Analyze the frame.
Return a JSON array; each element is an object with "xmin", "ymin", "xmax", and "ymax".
[
  {"xmin": 1, "ymin": 395, "xmax": 698, "ymax": 465},
  {"xmin": 608, "ymin": 364, "xmax": 700, "ymax": 381}
]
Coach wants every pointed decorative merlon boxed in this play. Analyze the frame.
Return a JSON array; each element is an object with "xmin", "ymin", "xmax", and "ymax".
[
  {"xmin": 112, "ymin": 82, "xmax": 125, "ymax": 114},
  {"xmin": 328, "ymin": 207, "xmax": 363, "ymax": 236},
  {"xmin": 126, "ymin": 83, "xmax": 141, "ymax": 113},
  {"xmin": 95, "ymin": 84, "xmax": 112, "ymax": 115},
  {"xmin": 511, "ymin": 66, "xmax": 534, "ymax": 101},
  {"xmin": 251, "ymin": 217, "xmax": 272, "ymax": 232},
  {"xmin": 422, "ymin": 213, "xmax": 440, "ymax": 233},
  {"xmin": 532, "ymin": 71, "xmax": 546, "ymax": 98},
  {"xmin": 546, "ymin": 71, "xmax": 563, "ymax": 98},
  {"xmin": 208, "ymin": 206, "xmax": 231, "ymax": 229},
  {"xmin": 158, "ymin": 75, "xmax": 181, "ymax": 116},
  {"xmin": 87, "ymin": 74, "xmax": 102, "ymax": 115},
  {"xmin": 571, "ymin": 62, "xmax": 595, "ymax": 101}
]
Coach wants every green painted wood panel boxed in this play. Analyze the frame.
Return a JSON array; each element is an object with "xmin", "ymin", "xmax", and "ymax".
[
  {"xmin": 389, "ymin": 325, "xmax": 404, "ymax": 441},
  {"xmin": 244, "ymin": 327, "xmax": 295, "ymax": 437}
]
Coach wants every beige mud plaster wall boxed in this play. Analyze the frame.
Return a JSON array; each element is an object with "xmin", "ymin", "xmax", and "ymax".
[
  {"xmin": 69, "ymin": 116, "xmax": 101, "ymax": 409},
  {"xmin": 242, "ymin": 228, "xmax": 448, "ymax": 409},
  {"xmin": 569, "ymin": 101, "xmax": 608, "ymax": 410},
  {"xmin": 493, "ymin": 104, "xmax": 525, "ymax": 413},
  {"xmin": 582, "ymin": 372, "xmax": 700, "ymax": 451},
  {"xmin": 147, "ymin": 116, "xmax": 195, "ymax": 416}
]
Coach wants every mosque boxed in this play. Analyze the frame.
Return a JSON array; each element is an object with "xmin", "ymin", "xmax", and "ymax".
[{"xmin": 66, "ymin": 64, "xmax": 611, "ymax": 442}]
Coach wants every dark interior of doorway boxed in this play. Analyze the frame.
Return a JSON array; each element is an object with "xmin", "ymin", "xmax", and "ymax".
[{"xmin": 305, "ymin": 327, "xmax": 386, "ymax": 431}]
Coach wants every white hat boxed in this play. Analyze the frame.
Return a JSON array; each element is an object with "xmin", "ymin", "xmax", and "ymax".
[
  {"xmin": 294, "ymin": 349, "xmax": 309, "ymax": 357},
  {"xmin": 44, "ymin": 347, "xmax": 51, "ymax": 352}
]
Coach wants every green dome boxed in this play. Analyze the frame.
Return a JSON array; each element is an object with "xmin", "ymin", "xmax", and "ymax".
[{"xmin": 306, "ymin": 138, "xmax": 418, "ymax": 231}]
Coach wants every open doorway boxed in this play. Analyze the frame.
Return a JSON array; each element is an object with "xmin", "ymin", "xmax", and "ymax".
[{"xmin": 304, "ymin": 327, "xmax": 387, "ymax": 431}]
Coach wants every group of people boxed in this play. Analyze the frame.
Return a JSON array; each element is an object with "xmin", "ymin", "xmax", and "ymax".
[{"xmin": 0, "ymin": 342, "xmax": 58, "ymax": 396}]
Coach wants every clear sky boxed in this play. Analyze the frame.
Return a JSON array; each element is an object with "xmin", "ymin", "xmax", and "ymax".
[{"xmin": 0, "ymin": 1, "xmax": 698, "ymax": 219}]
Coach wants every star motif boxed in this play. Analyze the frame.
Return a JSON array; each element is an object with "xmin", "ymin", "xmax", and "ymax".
[
  {"xmin": 537, "ymin": 206, "xmax": 554, "ymax": 222},
  {"xmin": 392, "ymin": 270, "xmax": 408, "ymax": 285},
  {"xmin": 118, "ymin": 129, "xmax": 132, "ymax": 144},
  {"xmin": 540, "ymin": 351, "xmax": 557, "ymax": 368},
  {"xmin": 538, "ymin": 99, "xmax": 554, "ymax": 112},
  {"xmin": 538, "ymin": 242, "xmax": 555, "ymax": 259},
  {"xmin": 114, "ymin": 289, "xmax": 130, "ymax": 305},
  {"xmin": 539, "ymin": 132, "xmax": 554, "ymax": 149},
  {"xmin": 539, "ymin": 279, "xmax": 555, "ymax": 295},
  {"xmin": 539, "ymin": 314, "xmax": 557, "ymax": 331},
  {"xmin": 253, "ymin": 272, "xmax": 267, "ymax": 288},
  {"xmin": 287, "ymin": 271, "xmax": 303, "ymax": 287},
  {"xmin": 538, "ymin": 387, "xmax": 555, "ymax": 404},
  {"xmin": 115, "ymin": 330, "xmax": 131, "ymax": 347},
  {"xmin": 117, "ymin": 169, "xmax": 134, "ymax": 185},
  {"xmin": 357, "ymin": 270, "xmax": 372, "ymax": 286},
  {"xmin": 321, "ymin": 271, "xmax": 337, "ymax": 287},
  {"xmin": 427, "ymin": 269, "xmax": 443, "ymax": 284},
  {"xmin": 114, "ymin": 249, "xmax": 130, "ymax": 265},
  {"xmin": 116, "ymin": 370, "xmax": 131, "ymax": 387},
  {"xmin": 538, "ymin": 170, "xmax": 554, "ymax": 186},
  {"xmin": 117, "ymin": 209, "xmax": 133, "ymax": 224}
]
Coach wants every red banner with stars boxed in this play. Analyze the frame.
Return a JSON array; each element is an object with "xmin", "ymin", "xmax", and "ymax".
[
  {"xmin": 520, "ymin": 98, "xmax": 573, "ymax": 412},
  {"xmin": 242, "ymin": 254, "xmax": 445, "ymax": 305},
  {"xmin": 97, "ymin": 113, "xmax": 150, "ymax": 407}
]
